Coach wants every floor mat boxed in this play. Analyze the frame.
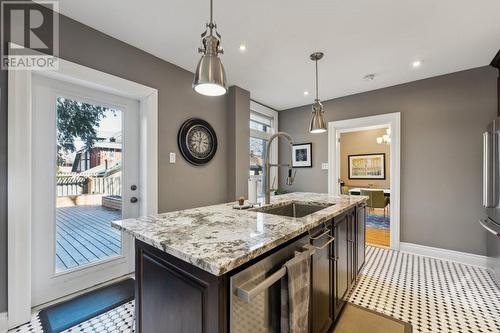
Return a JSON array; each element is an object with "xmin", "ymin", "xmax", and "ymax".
[
  {"xmin": 38, "ymin": 279, "xmax": 134, "ymax": 333},
  {"xmin": 333, "ymin": 303, "xmax": 412, "ymax": 333}
]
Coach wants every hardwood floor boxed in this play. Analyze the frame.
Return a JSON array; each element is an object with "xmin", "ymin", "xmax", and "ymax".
[
  {"xmin": 366, "ymin": 228, "xmax": 390, "ymax": 247},
  {"xmin": 366, "ymin": 208, "xmax": 390, "ymax": 247}
]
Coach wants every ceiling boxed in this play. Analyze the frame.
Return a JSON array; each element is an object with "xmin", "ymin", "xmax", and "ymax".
[{"xmin": 57, "ymin": 0, "xmax": 500, "ymax": 110}]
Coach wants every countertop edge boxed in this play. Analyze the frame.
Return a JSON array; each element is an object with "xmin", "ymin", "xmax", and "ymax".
[{"xmin": 113, "ymin": 194, "xmax": 367, "ymax": 276}]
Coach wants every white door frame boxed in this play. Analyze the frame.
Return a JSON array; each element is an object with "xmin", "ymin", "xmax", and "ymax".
[
  {"xmin": 328, "ymin": 112, "xmax": 401, "ymax": 250},
  {"xmin": 7, "ymin": 56, "xmax": 158, "ymax": 328}
]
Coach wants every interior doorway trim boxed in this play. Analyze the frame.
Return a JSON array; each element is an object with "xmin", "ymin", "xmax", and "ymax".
[
  {"xmin": 7, "ymin": 54, "xmax": 158, "ymax": 328},
  {"xmin": 328, "ymin": 112, "xmax": 401, "ymax": 250}
]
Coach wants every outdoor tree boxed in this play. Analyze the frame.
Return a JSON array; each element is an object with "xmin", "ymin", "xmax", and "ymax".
[{"xmin": 56, "ymin": 97, "xmax": 112, "ymax": 166}]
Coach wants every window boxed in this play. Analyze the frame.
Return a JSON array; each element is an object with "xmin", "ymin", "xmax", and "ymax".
[{"xmin": 249, "ymin": 102, "xmax": 278, "ymax": 198}]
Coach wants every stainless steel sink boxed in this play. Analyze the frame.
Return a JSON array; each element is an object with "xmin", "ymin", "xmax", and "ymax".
[{"xmin": 251, "ymin": 202, "xmax": 333, "ymax": 218}]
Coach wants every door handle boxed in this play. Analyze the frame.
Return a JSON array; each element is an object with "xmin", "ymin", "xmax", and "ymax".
[
  {"xmin": 483, "ymin": 132, "xmax": 493, "ymax": 207},
  {"xmin": 130, "ymin": 197, "xmax": 138, "ymax": 203},
  {"xmin": 313, "ymin": 235, "xmax": 335, "ymax": 250}
]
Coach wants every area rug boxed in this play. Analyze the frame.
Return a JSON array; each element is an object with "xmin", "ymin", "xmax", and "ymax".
[
  {"xmin": 333, "ymin": 303, "xmax": 412, "ymax": 333},
  {"xmin": 366, "ymin": 213, "xmax": 390, "ymax": 230},
  {"xmin": 39, "ymin": 278, "xmax": 135, "ymax": 333}
]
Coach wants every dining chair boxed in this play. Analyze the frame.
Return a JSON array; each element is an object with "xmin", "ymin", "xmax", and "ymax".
[
  {"xmin": 341, "ymin": 186, "xmax": 350, "ymax": 195},
  {"xmin": 360, "ymin": 189, "xmax": 390, "ymax": 218}
]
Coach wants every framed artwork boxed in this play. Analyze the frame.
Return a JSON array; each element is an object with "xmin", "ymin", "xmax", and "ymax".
[
  {"xmin": 292, "ymin": 143, "xmax": 312, "ymax": 168},
  {"xmin": 348, "ymin": 153, "xmax": 385, "ymax": 179}
]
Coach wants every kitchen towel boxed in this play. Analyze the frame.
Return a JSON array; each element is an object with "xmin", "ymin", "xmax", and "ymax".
[{"xmin": 281, "ymin": 250, "xmax": 311, "ymax": 333}]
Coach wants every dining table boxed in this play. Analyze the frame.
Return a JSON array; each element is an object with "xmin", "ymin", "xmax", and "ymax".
[{"xmin": 348, "ymin": 187, "xmax": 391, "ymax": 197}]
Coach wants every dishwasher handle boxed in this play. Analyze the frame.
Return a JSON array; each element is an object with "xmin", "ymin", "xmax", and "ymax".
[
  {"xmin": 479, "ymin": 218, "xmax": 500, "ymax": 237},
  {"xmin": 235, "ymin": 245, "xmax": 316, "ymax": 303}
]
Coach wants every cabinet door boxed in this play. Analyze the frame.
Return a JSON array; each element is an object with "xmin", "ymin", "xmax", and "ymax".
[
  {"xmin": 356, "ymin": 204, "xmax": 366, "ymax": 274},
  {"xmin": 348, "ymin": 209, "xmax": 356, "ymax": 285},
  {"xmin": 310, "ymin": 222, "xmax": 334, "ymax": 333},
  {"xmin": 333, "ymin": 213, "xmax": 349, "ymax": 321}
]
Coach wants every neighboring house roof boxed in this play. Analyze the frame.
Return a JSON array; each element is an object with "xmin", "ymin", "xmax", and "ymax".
[
  {"xmin": 92, "ymin": 141, "xmax": 122, "ymax": 150},
  {"xmin": 82, "ymin": 160, "xmax": 121, "ymax": 176},
  {"xmin": 59, "ymin": 161, "xmax": 121, "ymax": 184}
]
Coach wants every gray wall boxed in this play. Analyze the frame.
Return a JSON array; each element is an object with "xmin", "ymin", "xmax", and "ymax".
[
  {"xmin": 226, "ymin": 87, "xmax": 250, "ymax": 200},
  {"xmin": 0, "ymin": 9, "xmax": 250, "ymax": 312},
  {"xmin": 279, "ymin": 66, "xmax": 499, "ymax": 256}
]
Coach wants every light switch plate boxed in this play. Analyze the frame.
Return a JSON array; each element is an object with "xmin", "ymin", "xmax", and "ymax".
[
  {"xmin": 321, "ymin": 163, "xmax": 329, "ymax": 170},
  {"xmin": 169, "ymin": 152, "xmax": 176, "ymax": 163}
]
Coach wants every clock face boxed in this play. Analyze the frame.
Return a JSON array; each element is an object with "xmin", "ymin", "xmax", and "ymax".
[
  {"xmin": 186, "ymin": 125, "xmax": 213, "ymax": 159},
  {"xmin": 178, "ymin": 118, "xmax": 217, "ymax": 166}
]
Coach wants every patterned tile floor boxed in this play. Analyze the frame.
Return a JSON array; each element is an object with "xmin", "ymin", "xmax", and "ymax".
[
  {"xmin": 10, "ymin": 246, "xmax": 500, "ymax": 333},
  {"xmin": 349, "ymin": 246, "xmax": 500, "ymax": 333}
]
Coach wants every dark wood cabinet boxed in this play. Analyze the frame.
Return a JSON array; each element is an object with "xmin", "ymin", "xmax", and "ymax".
[
  {"xmin": 134, "ymin": 204, "xmax": 366, "ymax": 333},
  {"xmin": 356, "ymin": 203, "xmax": 366, "ymax": 274},
  {"xmin": 332, "ymin": 212, "xmax": 349, "ymax": 321},
  {"xmin": 332, "ymin": 205, "xmax": 365, "ymax": 323},
  {"xmin": 310, "ymin": 221, "xmax": 334, "ymax": 333},
  {"xmin": 347, "ymin": 209, "xmax": 357, "ymax": 286},
  {"xmin": 135, "ymin": 240, "xmax": 227, "ymax": 333}
]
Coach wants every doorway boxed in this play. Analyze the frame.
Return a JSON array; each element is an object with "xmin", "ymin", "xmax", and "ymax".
[
  {"xmin": 328, "ymin": 113, "xmax": 400, "ymax": 250},
  {"xmin": 8, "ymin": 57, "xmax": 158, "ymax": 329},
  {"xmin": 31, "ymin": 75, "xmax": 139, "ymax": 306},
  {"xmin": 339, "ymin": 128, "xmax": 391, "ymax": 247}
]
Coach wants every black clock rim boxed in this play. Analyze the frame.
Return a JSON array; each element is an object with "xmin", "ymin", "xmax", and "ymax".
[{"xmin": 177, "ymin": 118, "xmax": 218, "ymax": 166}]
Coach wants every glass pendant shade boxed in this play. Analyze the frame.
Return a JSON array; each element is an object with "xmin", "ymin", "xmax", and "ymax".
[
  {"xmin": 193, "ymin": 54, "xmax": 227, "ymax": 96},
  {"xmin": 309, "ymin": 100, "xmax": 327, "ymax": 133}
]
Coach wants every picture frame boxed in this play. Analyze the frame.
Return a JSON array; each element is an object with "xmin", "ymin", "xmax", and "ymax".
[
  {"xmin": 348, "ymin": 153, "xmax": 386, "ymax": 179},
  {"xmin": 292, "ymin": 143, "xmax": 312, "ymax": 168}
]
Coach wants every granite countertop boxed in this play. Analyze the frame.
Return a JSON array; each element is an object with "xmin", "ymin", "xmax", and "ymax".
[{"xmin": 112, "ymin": 192, "xmax": 367, "ymax": 276}]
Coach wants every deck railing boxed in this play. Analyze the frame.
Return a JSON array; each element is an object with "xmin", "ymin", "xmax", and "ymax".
[{"xmin": 57, "ymin": 171, "xmax": 121, "ymax": 197}]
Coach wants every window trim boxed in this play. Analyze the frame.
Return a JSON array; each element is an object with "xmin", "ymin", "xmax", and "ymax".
[{"xmin": 250, "ymin": 101, "xmax": 279, "ymax": 196}]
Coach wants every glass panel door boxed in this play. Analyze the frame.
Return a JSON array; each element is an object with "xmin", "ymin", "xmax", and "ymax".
[
  {"xmin": 55, "ymin": 97, "xmax": 123, "ymax": 272},
  {"xmin": 31, "ymin": 74, "xmax": 139, "ymax": 307}
]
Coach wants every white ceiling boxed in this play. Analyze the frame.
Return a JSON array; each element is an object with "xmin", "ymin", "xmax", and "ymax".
[{"xmin": 57, "ymin": 0, "xmax": 500, "ymax": 110}]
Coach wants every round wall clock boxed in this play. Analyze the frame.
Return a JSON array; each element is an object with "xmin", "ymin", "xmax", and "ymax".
[{"xmin": 177, "ymin": 118, "xmax": 218, "ymax": 166}]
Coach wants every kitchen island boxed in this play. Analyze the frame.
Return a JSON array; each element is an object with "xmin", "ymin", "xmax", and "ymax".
[{"xmin": 113, "ymin": 192, "xmax": 367, "ymax": 333}]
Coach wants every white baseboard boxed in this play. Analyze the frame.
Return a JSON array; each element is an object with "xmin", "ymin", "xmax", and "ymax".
[
  {"xmin": 0, "ymin": 312, "xmax": 7, "ymax": 333},
  {"xmin": 400, "ymin": 242, "xmax": 488, "ymax": 268}
]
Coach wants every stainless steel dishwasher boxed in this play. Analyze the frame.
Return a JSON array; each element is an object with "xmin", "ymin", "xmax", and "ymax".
[
  {"xmin": 230, "ymin": 236, "xmax": 309, "ymax": 332},
  {"xmin": 230, "ymin": 233, "xmax": 329, "ymax": 333}
]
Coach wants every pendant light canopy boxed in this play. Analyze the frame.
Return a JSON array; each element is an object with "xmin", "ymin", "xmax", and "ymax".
[
  {"xmin": 193, "ymin": 0, "xmax": 227, "ymax": 96},
  {"xmin": 309, "ymin": 52, "xmax": 327, "ymax": 134}
]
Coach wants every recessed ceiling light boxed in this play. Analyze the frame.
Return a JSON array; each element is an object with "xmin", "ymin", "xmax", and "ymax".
[
  {"xmin": 412, "ymin": 60, "xmax": 422, "ymax": 68},
  {"xmin": 303, "ymin": 91, "xmax": 310, "ymax": 96},
  {"xmin": 239, "ymin": 44, "xmax": 247, "ymax": 52}
]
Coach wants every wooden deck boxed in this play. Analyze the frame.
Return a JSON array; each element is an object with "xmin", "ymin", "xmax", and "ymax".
[{"xmin": 56, "ymin": 205, "xmax": 122, "ymax": 272}]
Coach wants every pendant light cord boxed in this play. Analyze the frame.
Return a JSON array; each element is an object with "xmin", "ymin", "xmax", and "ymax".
[
  {"xmin": 210, "ymin": 0, "xmax": 213, "ymax": 24},
  {"xmin": 315, "ymin": 59, "xmax": 319, "ymax": 101},
  {"xmin": 209, "ymin": 0, "xmax": 215, "ymax": 35}
]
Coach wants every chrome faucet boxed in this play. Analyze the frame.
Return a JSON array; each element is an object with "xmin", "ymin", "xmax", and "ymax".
[{"xmin": 264, "ymin": 132, "xmax": 296, "ymax": 204}]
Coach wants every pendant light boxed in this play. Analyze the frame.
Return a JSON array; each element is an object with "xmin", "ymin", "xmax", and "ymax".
[
  {"xmin": 193, "ymin": 0, "xmax": 228, "ymax": 96},
  {"xmin": 309, "ymin": 52, "xmax": 327, "ymax": 133}
]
